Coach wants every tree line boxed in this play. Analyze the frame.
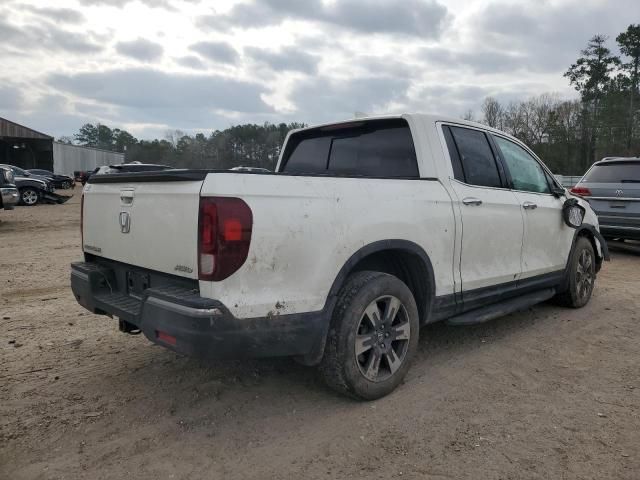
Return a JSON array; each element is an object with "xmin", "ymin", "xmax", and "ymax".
[
  {"xmin": 58, "ymin": 122, "xmax": 305, "ymax": 170},
  {"xmin": 61, "ymin": 25, "xmax": 639, "ymax": 175},
  {"xmin": 478, "ymin": 25, "xmax": 639, "ymax": 174}
]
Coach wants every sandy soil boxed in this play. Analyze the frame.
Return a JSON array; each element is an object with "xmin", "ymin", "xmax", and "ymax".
[{"xmin": 1, "ymin": 186, "xmax": 639, "ymax": 479}]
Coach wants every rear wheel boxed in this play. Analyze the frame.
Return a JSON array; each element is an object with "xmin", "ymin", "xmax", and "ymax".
[
  {"xmin": 555, "ymin": 237, "xmax": 596, "ymax": 308},
  {"xmin": 62, "ymin": 181, "xmax": 71, "ymax": 189},
  {"xmin": 19, "ymin": 188, "xmax": 40, "ymax": 206},
  {"xmin": 319, "ymin": 271, "xmax": 419, "ymax": 400}
]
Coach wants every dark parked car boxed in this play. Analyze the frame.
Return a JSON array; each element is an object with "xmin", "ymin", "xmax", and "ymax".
[
  {"xmin": 1, "ymin": 164, "xmax": 54, "ymax": 189},
  {"xmin": 571, "ymin": 157, "xmax": 640, "ymax": 240},
  {"xmin": 27, "ymin": 169, "xmax": 74, "ymax": 189},
  {"xmin": 0, "ymin": 165, "xmax": 19, "ymax": 210},
  {"xmin": 0, "ymin": 164, "xmax": 72, "ymax": 206}
]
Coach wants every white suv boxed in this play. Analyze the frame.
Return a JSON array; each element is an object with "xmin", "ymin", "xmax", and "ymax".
[{"xmin": 72, "ymin": 114, "xmax": 609, "ymax": 399}]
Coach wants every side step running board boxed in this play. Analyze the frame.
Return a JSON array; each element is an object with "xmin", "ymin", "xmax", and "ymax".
[{"xmin": 445, "ymin": 288, "xmax": 556, "ymax": 326}]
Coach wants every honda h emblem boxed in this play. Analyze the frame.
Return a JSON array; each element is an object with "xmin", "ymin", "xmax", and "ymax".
[{"xmin": 119, "ymin": 211, "xmax": 131, "ymax": 233}]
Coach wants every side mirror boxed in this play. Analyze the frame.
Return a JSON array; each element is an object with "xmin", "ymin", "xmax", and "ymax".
[
  {"xmin": 563, "ymin": 198, "xmax": 585, "ymax": 228},
  {"xmin": 551, "ymin": 186, "xmax": 566, "ymax": 198}
]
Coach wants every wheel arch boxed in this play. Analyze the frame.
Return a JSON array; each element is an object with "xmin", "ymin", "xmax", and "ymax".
[
  {"xmin": 573, "ymin": 224, "xmax": 610, "ymax": 272},
  {"xmin": 325, "ymin": 240, "xmax": 436, "ymax": 325}
]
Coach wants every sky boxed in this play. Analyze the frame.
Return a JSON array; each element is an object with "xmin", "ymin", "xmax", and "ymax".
[{"xmin": 0, "ymin": 0, "xmax": 638, "ymax": 140}]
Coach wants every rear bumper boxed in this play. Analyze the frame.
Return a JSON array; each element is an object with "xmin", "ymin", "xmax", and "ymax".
[
  {"xmin": 1, "ymin": 187, "xmax": 19, "ymax": 210},
  {"xmin": 599, "ymin": 223, "xmax": 640, "ymax": 240},
  {"xmin": 70, "ymin": 261, "xmax": 328, "ymax": 360},
  {"xmin": 593, "ymin": 212, "xmax": 640, "ymax": 240}
]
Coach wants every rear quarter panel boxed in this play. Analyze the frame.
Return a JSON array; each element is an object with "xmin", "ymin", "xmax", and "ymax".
[{"xmin": 200, "ymin": 173, "xmax": 456, "ymax": 319}]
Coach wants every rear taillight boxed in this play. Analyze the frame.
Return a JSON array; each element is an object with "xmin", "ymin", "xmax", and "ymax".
[
  {"xmin": 80, "ymin": 193, "xmax": 84, "ymax": 246},
  {"xmin": 569, "ymin": 186, "xmax": 592, "ymax": 197},
  {"xmin": 198, "ymin": 197, "xmax": 253, "ymax": 281}
]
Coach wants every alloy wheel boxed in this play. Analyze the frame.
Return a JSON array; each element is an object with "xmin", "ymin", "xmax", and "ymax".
[
  {"xmin": 22, "ymin": 189, "xmax": 39, "ymax": 205},
  {"xmin": 575, "ymin": 248, "xmax": 594, "ymax": 301},
  {"xmin": 354, "ymin": 295, "xmax": 411, "ymax": 382}
]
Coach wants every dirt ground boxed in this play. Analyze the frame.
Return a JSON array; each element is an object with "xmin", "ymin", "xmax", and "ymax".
[{"xmin": 1, "ymin": 186, "xmax": 639, "ymax": 480}]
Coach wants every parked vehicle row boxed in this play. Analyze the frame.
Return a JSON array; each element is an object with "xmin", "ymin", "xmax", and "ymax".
[
  {"xmin": 72, "ymin": 113, "xmax": 609, "ymax": 400},
  {"xmin": 0, "ymin": 164, "xmax": 72, "ymax": 206}
]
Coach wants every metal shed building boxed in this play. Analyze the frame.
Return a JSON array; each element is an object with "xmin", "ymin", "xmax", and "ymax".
[
  {"xmin": 0, "ymin": 116, "xmax": 124, "ymax": 174},
  {"xmin": 53, "ymin": 142, "xmax": 124, "ymax": 176}
]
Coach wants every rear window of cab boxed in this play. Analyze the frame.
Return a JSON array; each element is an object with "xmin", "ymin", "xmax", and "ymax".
[{"xmin": 280, "ymin": 119, "xmax": 419, "ymax": 178}]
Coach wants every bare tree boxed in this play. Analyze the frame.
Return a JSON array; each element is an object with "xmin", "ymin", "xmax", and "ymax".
[{"xmin": 481, "ymin": 97, "xmax": 504, "ymax": 129}]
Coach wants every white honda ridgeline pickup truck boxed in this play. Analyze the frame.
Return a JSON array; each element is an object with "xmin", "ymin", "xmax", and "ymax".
[{"xmin": 72, "ymin": 114, "xmax": 609, "ymax": 400}]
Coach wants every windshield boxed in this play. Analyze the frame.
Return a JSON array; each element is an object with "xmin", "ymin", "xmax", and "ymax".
[{"xmin": 582, "ymin": 161, "xmax": 640, "ymax": 183}]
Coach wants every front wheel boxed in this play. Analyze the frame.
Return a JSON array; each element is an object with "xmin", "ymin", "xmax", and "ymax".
[
  {"xmin": 19, "ymin": 188, "xmax": 40, "ymax": 206},
  {"xmin": 319, "ymin": 271, "xmax": 419, "ymax": 400},
  {"xmin": 555, "ymin": 236, "xmax": 596, "ymax": 308}
]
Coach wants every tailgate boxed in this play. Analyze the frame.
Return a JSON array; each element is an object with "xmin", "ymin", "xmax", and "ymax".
[
  {"xmin": 82, "ymin": 179, "xmax": 203, "ymax": 278},
  {"xmin": 586, "ymin": 183, "xmax": 640, "ymax": 217}
]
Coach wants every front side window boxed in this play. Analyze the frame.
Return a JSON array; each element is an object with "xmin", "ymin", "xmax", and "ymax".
[
  {"xmin": 493, "ymin": 136, "xmax": 550, "ymax": 194},
  {"xmin": 448, "ymin": 126, "xmax": 502, "ymax": 188},
  {"xmin": 281, "ymin": 119, "xmax": 418, "ymax": 178}
]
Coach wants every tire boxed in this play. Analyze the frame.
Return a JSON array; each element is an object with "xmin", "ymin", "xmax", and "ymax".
[
  {"xmin": 62, "ymin": 181, "xmax": 71, "ymax": 189},
  {"xmin": 19, "ymin": 188, "xmax": 40, "ymax": 206},
  {"xmin": 319, "ymin": 271, "xmax": 419, "ymax": 400},
  {"xmin": 555, "ymin": 237, "xmax": 596, "ymax": 308}
]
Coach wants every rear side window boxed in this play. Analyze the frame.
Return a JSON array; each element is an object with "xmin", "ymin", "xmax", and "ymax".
[
  {"xmin": 582, "ymin": 162, "xmax": 640, "ymax": 183},
  {"xmin": 281, "ymin": 119, "xmax": 418, "ymax": 178},
  {"xmin": 447, "ymin": 126, "xmax": 502, "ymax": 188}
]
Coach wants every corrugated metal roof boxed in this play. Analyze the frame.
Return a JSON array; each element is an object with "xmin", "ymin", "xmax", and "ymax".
[{"xmin": 0, "ymin": 117, "xmax": 53, "ymax": 140}]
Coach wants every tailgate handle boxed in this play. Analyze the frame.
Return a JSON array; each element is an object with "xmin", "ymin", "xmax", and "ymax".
[{"xmin": 120, "ymin": 189, "xmax": 135, "ymax": 205}]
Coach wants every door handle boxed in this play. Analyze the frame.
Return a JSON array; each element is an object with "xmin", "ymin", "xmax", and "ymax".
[
  {"xmin": 462, "ymin": 197, "xmax": 482, "ymax": 206},
  {"xmin": 522, "ymin": 202, "xmax": 537, "ymax": 210}
]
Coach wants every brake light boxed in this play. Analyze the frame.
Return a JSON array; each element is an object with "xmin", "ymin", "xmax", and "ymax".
[
  {"xmin": 198, "ymin": 197, "xmax": 253, "ymax": 281},
  {"xmin": 569, "ymin": 186, "xmax": 592, "ymax": 197}
]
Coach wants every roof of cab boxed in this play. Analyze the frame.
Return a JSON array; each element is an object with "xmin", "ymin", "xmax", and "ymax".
[{"xmin": 289, "ymin": 113, "xmax": 512, "ymax": 138}]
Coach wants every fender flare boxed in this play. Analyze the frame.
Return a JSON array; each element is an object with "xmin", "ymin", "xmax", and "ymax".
[
  {"xmin": 299, "ymin": 239, "xmax": 437, "ymax": 366},
  {"xmin": 323, "ymin": 239, "xmax": 437, "ymax": 316},
  {"xmin": 573, "ymin": 224, "xmax": 610, "ymax": 264}
]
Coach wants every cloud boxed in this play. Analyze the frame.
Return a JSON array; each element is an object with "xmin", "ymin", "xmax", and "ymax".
[
  {"xmin": 190, "ymin": 41, "xmax": 239, "ymax": 64},
  {"xmin": 176, "ymin": 55, "xmax": 207, "ymax": 70},
  {"xmin": 473, "ymin": 0, "xmax": 640, "ymax": 72},
  {"xmin": 31, "ymin": 24, "xmax": 103, "ymax": 53},
  {"xmin": 48, "ymin": 68, "xmax": 272, "ymax": 114},
  {"xmin": 0, "ymin": 18, "xmax": 23, "ymax": 43},
  {"xmin": 78, "ymin": 0, "xmax": 179, "ymax": 9},
  {"xmin": 245, "ymin": 46, "xmax": 317, "ymax": 74},
  {"xmin": 0, "ymin": 18, "xmax": 102, "ymax": 54},
  {"xmin": 20, "ymin": 5, "xmax": 85, "ymax": 24},
  {"xmin": 0, "ymin": 85, "xmax": 23, "ymax": 111},
  {"xmin": 422, "ymin": 47, "xmax": 527, "ymax": 74},
  {"xmin": 289, "ymin": 75, "xmax": 410, "ymax": 123},
  {"xmin": 116, "ymin": 38, "xmax": 164, "ymax": 62},
  {"xmin": 199, "ymin": 0, "xmax": 449, "ymax": 38}
]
